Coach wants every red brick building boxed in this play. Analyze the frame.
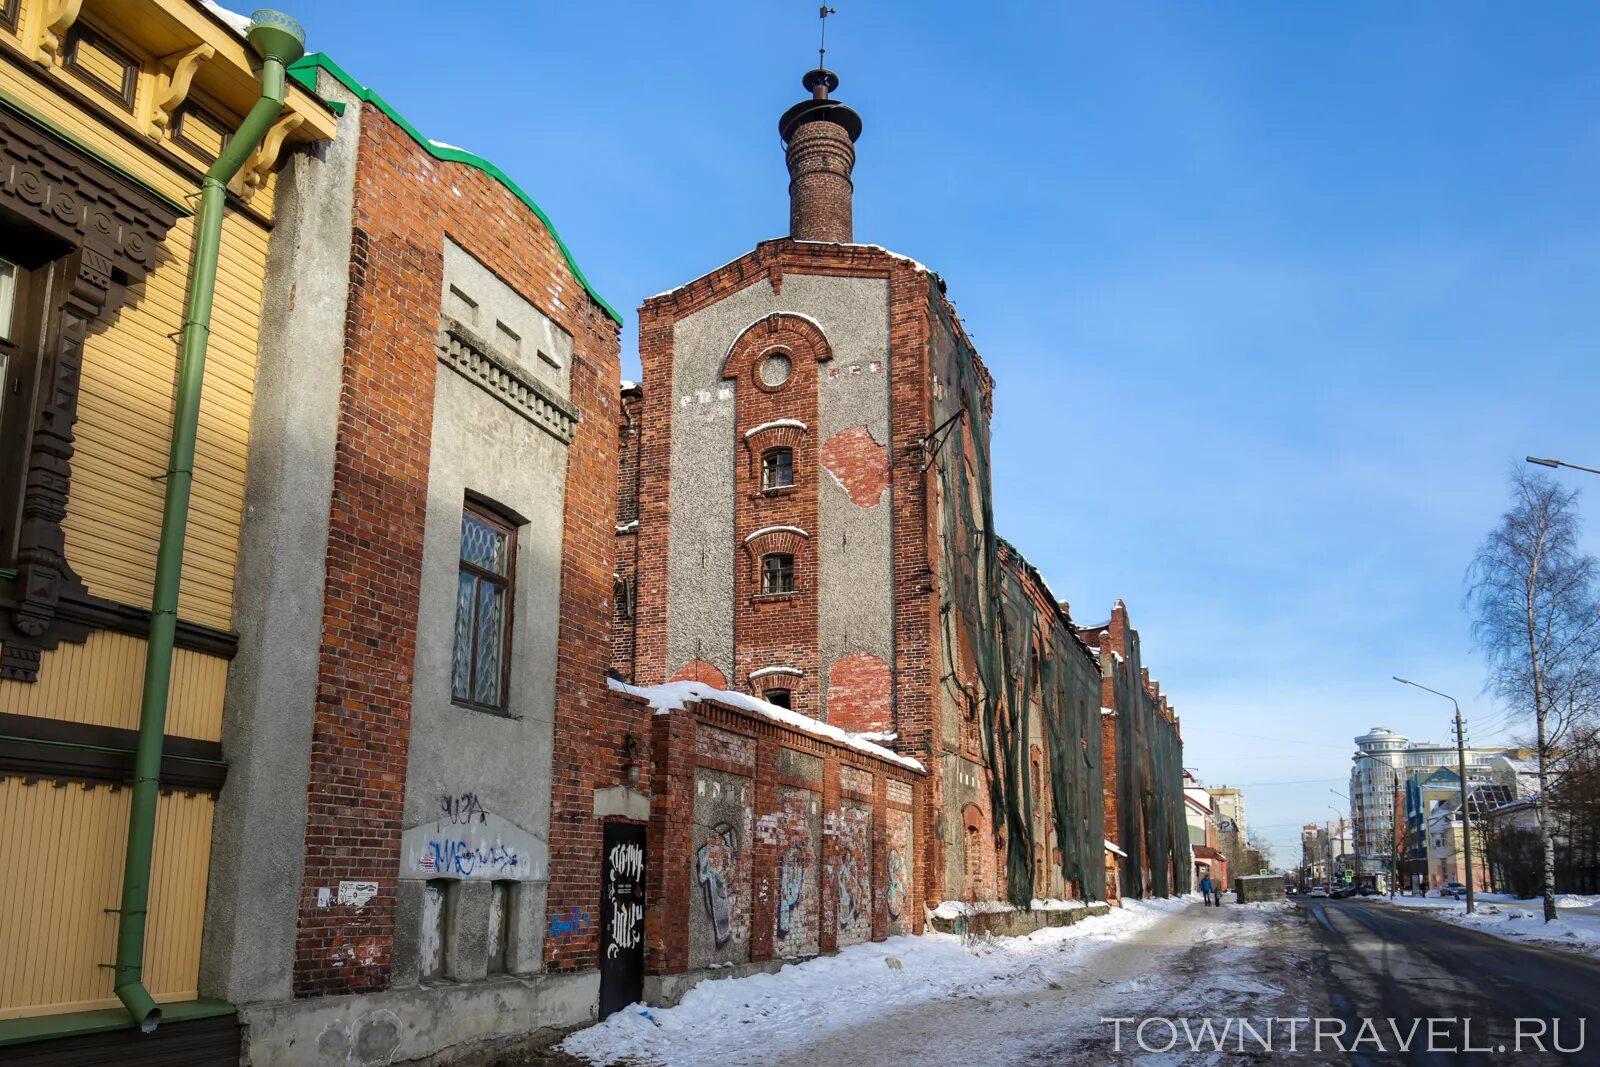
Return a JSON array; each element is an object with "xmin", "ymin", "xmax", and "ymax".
[
  {"xmin": 202, "ymin": 54, "xmax": 631, "ymax": 1064},
  {"xmin": 612, "ymin": 61, "xmax": 1182, "ymax": 985}
]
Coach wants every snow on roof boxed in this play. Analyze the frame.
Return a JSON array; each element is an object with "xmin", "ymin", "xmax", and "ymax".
[
  {"xmin": 201, "ymin": 0, "xmax": 252, "ymax": 35},
  {"xmin": 607, "ymin": 677, "xmax": 924, "ymax": 773},
  {"xmin": 620, "ymin": 379, "xmax": 639, "ymax": 392},
  {"xmin": 428, "ymin": 138, "xmax": 470, "ymax": 153},
  {"xmin": 744, "ymin": 524, "xmax": 809, "ymax": 543},
  {"xmin": 744, "ymin": 419, "xmax": 807, "ymax": 438},
  {"xmin": 749, "ymin": 665, "xmax": 802, "ymax": 680},
  {"xmin": 1104, "ymin": 839, "xmax": 1127, "ymax": 857},
  {"xmin": 792, "ymin": 240, "xmax": 934, "ymax": 276}
]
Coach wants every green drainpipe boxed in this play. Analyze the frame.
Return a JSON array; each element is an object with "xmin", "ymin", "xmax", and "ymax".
[{"xmin": 113, "ymin": 9, "xmax": 308, "ymax": 1031}]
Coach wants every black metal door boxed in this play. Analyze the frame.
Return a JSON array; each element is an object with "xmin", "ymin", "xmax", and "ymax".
[{"xmin": 599, "ymin": 820, "xmax": 646, "ymax": 1019}]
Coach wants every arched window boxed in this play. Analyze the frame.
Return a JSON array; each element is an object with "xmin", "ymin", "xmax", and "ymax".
[
  {"xmin": 762, "ymin": 447, "xmax": 794, "ymax": 490},
  {"xmin": 761, "ymin": 553, "xmax": 794, "ymax": 594}
]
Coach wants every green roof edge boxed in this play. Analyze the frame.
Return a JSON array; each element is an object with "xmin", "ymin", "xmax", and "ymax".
[{"xmin": 288, "ymin": 53, "xmax": 623, "ymax": 326}]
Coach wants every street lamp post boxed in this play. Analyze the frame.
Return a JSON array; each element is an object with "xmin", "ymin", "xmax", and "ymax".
[
  {"xmin": 1394, "ymin": 676, "xmax": 1476, "ymax": 915},
  {"xmin": 1527, "ymin": 456, "xmax": 1600, "ymax": 477}
]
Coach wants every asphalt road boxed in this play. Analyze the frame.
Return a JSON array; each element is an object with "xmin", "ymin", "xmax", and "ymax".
[{"xmin": 1302, "ymin": 898, "xmax": 1600, "ymax": 1066}]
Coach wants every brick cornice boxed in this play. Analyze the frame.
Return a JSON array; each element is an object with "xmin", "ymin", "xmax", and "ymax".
[{"xmin": 640, "ymin": 239, "xmax": 913, "ymax": 322}]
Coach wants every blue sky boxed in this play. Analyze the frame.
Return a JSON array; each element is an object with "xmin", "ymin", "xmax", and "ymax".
[{"xmin": 290, "ymin": 2, "xmax": 1600, "ymax": 863}]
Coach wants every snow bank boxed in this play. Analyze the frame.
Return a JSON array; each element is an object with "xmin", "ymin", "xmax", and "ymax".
[
  {"xmin": 562, "ymin": 899, "xmax": 1176, "ymax": 1066},
  {"xmin": 607, "ymin": 677, "xmax": 924, "ymax": 772},
  {"xmin": 929, "ymin": 898, "xmax": 1088, "ymax": 919},
  {"xmin": 1372, "ymin": 894, "xmax": 1600, "ymax": 953}
]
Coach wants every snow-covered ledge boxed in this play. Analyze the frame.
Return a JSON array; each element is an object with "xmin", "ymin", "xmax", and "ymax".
[{"xmin": 607, "ymin": 677, "xmax": 923, "ymax": 773}]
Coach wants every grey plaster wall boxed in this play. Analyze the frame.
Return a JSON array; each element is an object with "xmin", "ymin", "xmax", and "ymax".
[
  {"xmin": 201, "ymin": 69, "xmax": 359, "ymax": 1005},
  {"xmin": 816, "ymin": 281, "xmax": 891, "ymax": 718},
  {"xmin": 442, "ymin": 238, "xmax": 572, "ymax": 399},
  {"xmin": 237, "ymin": 971, "xmax": 598, "ymax": 1067},
  {"xmin": 394, "ymin": 337, "xmax": 569, "ymax": 983},
  {"xmin": 666, "ymin": 274, "xmax": 890, "ymax": 689}
]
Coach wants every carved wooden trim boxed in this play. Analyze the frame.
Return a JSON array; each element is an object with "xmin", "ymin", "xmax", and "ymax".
[
  {"xmin": 0, "ymin": 100, "xmax": 181, "ymax": 681},
  {"xmin": 26, "ymin": 0, "xmax": 84, "ymax": 66},
  {"xmin": 231, "ymin": 110, "xmax": 301, "ymax": 199},
  {"xmin": 147, "ymin": 42, "xmax": 215, "ymax": 140}
]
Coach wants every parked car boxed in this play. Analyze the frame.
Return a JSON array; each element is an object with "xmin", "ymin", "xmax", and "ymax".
[
  {"xmin": 1332, "ymin": 884, "xmax": 1358, "ymax": 899},
  {"xmin": 1440, "ymin": 882, "xmax": 1469, "ymax": 899},
  {"xmin": 1357, "ymin": 885, "xmax": 1378, "ymax": 897},
  {"xmin": 1308, "ymin": 885, "xmax": 1329, "ymax": 898}
]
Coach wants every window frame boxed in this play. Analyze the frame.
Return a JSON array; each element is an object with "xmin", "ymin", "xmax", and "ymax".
[
  {"xmin": 761, "ymin": 446, "xmax": 795, "ymax": 491},
  {"xmin": 760, "ymin": 552, "xmax": 795, "ymax": 595},
  {"xmin": 0, "ymin": 241, "xmax": 58, "ymax": 570},
  {"xmin": 451, "ymin": 498, "xmax": 518, "ymax": 714}
]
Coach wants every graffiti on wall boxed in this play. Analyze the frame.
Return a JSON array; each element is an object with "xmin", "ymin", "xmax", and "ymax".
[
  {"xmin": 400, "ymin": 792, "xmax": 544, "ymax": 881},
  {"xmin": 696, "ymin": 821, "xmax": 739, "ymax": 945},
  {"xmin": 689, "ymin": 768, "xmax": 753, "ymax": 968},
  {"xmin": 835, "ymin": 800, "xmax": 873, "ymax": 946},
  {"xmin": 773, "ymin": 786, "xmax": 821, "ymax": 955},
  {"xmin": 886, "ymin": 806, "xmax": 913, "ymax": 934}
]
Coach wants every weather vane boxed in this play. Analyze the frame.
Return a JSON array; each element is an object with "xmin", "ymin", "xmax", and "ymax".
[{"xmin": 819, "ymin": 5, "xmax": 837, "ymax": 68}]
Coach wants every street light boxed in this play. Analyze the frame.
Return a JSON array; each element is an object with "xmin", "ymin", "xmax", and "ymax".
[
  {"xmin": 1527, "ymin": 456, "xmax": 1600, "ymax": 476},
  {"xmin": 1393, "ymin": 676, "xmax": 1476, "ymax": 914}
]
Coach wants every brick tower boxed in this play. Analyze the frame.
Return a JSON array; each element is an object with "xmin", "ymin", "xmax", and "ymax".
[{"xmin": 780, "ymin": 67, "xmax": 862, "ymax": 242}]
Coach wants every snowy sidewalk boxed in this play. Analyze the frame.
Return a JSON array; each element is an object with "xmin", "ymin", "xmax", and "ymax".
[
  {"xmin": 1365, "ymin": 892, "xmax": 1600, "ymax": 955},
  {"xmin": 561, "ymin": 898, "xmax": 1319, "ymax": 1066}
]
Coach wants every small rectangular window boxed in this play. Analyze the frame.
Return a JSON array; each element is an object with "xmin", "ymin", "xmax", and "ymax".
[
  {"xmin": 420, "ymin": 880, "xmax": 449, "ymax": 980},
  {"xmin": 765, "ymin": 688, "xmax": 792, "ymax": 710},
  {"xmin": 452, "ymin": 501, "xmax": 516, "ymax": 712},
  {"xmin": 761, "ymin": 553, "xmax": 794, "ymax": 595},
  {"xmin": 487, "ymin": 881, "xmax": 511, "ymax": 974},
  {"xmin": 0, "ymin": 257, "xmax": 15, "ymax": 340},
  {"xmin": 761, "ymin": 448, "xmax": 794, "ymax": 490},
  {"xmin": 446, "ymin": 284, "xmax": 478, "ymax": 324}
]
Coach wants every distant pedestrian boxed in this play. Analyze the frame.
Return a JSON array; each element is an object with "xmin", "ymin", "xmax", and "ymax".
[{"xmin": 1200, "ymin": 875, "xmax": 1215, "ymax": 905}]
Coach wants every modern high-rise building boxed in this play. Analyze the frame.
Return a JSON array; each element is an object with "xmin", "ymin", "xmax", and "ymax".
[{"xmin": 1348, "ymin": 727, "xmax": 1512, "ymax": 880}]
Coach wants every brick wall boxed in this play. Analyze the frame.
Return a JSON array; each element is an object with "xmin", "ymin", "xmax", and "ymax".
[
  {"xmin": 633, "ymin": 689, "xmax": 923, "ymax": 976},
  {"xmin": 291, "ymin": 100, "xmax": 622, "ymax": 993},
  {"xmin": 730, "ymin": 314, "xmax": 825, "ymax": 715},
  {"xmin": 612, "ymin": 386, "xmax": 643, "ymax": 679}
]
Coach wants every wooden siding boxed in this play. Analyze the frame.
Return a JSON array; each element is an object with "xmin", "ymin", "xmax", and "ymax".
[
  {"xmin": 0, "ymin": 632, "xmax": 227, "ymax": 741},
  {"xmin": 0, "ymin": 49, "xmax": 280, "ymax": 214},
  {"xmin": 0, "ymin": 780, "xmax": 216, "ymax": 1019},
  {"xmin": 65, "ymin": 205, "xmax": 268, "ymax": 629}
]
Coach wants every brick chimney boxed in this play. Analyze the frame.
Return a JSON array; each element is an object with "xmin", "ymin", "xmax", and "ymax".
[{"xmin": 779, "ymin": 68, "xmax": 863, "ymax": 243}]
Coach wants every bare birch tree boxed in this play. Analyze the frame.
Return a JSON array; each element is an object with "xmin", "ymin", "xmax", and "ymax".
[{"xmin": 1468, "ymin": 469, "xmax": 1600, "ymax": 921}]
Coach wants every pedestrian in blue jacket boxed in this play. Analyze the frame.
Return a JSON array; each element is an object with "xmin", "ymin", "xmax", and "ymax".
[{"xmin": 1200, "ymin": 874, "xmax": 1215, "ymax": 905}]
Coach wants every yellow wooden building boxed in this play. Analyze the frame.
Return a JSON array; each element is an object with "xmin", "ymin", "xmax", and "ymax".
[{"xmin": 0, "ymin": 0, "xmax": 334, "ymax": 1057}]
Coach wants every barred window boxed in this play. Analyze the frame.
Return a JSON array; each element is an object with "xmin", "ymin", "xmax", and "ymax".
[{"xmin": 452, "ymin": 502, "xmax": 516, "ymax": 711}]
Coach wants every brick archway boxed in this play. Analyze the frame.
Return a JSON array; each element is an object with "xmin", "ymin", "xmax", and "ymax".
[{"xmin": 670, "ymin": 659, "xmax": 728, "ymax": 689}]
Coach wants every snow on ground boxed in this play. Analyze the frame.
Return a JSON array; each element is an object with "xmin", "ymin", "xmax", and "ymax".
[
  {"xmin": 562, "ymin": 897, "xmax": 1322, "ymax": 1067},
  {"xmin": 1369, "ymin": 892, "xmax": 1600, "ymax": 954},
  {"xmin": 562, "ymin": 898, "xmax": 1193, "ymax": 1066}
]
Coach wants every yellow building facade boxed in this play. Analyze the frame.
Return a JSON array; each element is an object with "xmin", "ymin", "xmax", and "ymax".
[{"xmin": 0, "ymin": 0, "xmax": 333, "ymax": 1046}]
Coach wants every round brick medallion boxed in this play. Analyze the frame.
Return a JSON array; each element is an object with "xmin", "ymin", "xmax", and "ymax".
[{"xmin": 759, "ymin": 352, "xmax": 793, "ymax": 388}]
